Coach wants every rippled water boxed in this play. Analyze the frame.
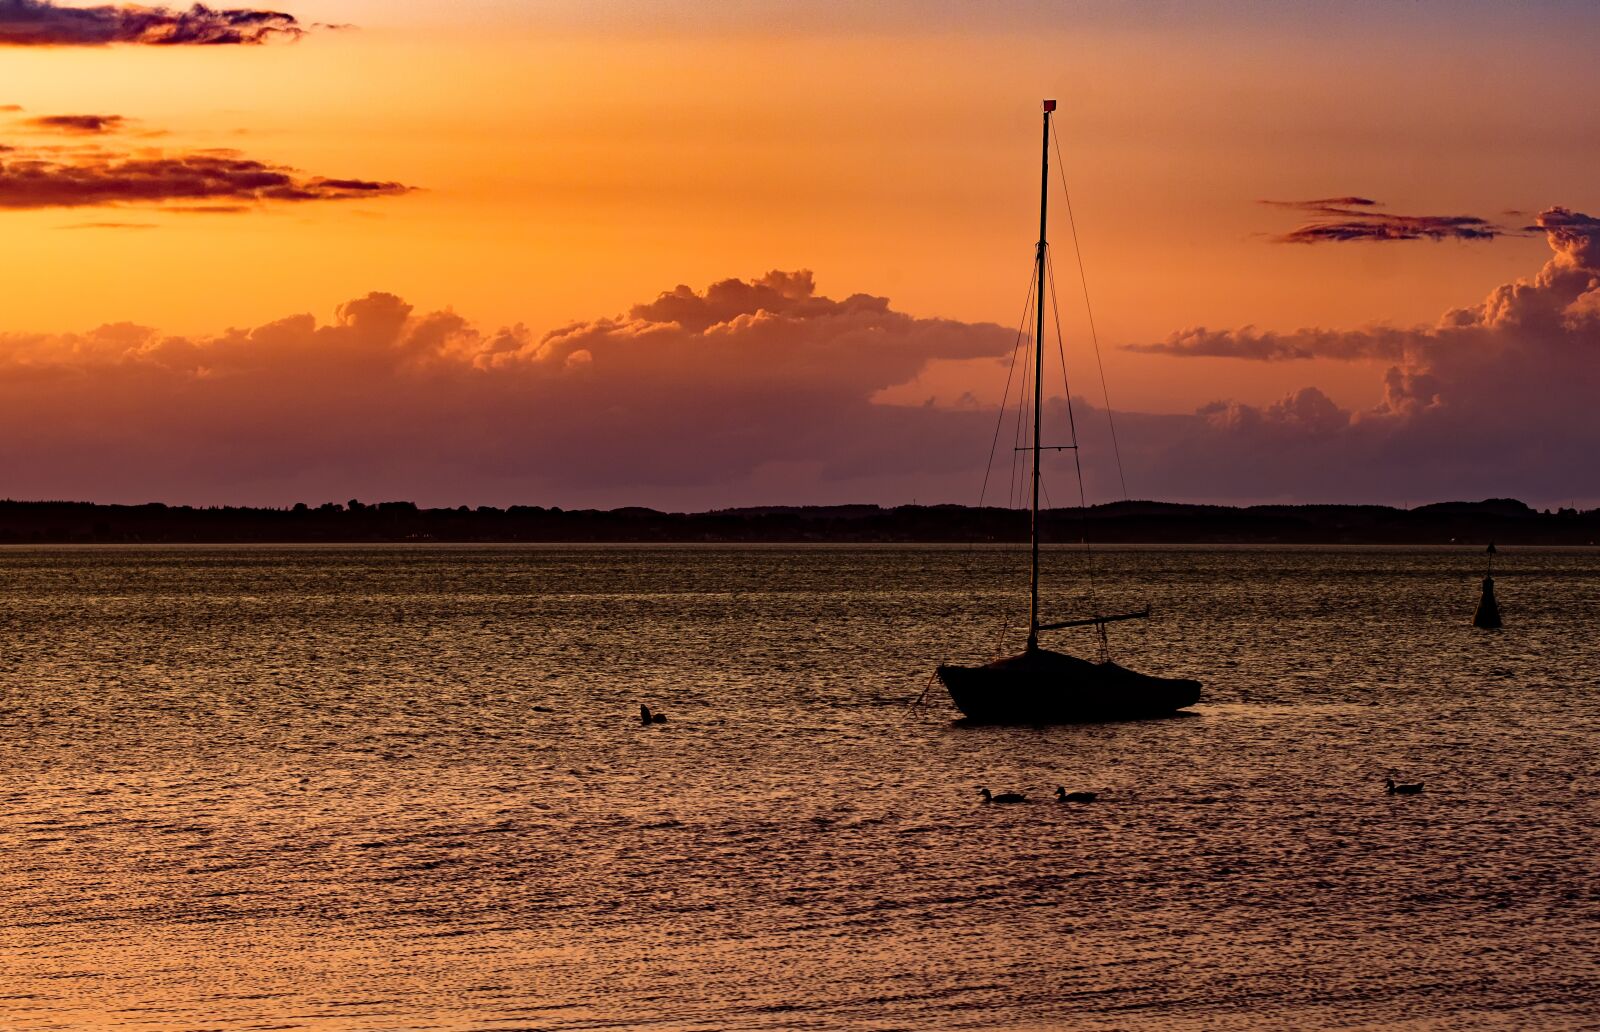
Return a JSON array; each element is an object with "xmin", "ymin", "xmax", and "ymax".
[{"xmin": 1, "ymin": 545, "xmax": 1596, "ymax": 1030}]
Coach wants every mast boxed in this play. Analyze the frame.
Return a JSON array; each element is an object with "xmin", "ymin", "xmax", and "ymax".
[{"xmin": 1028, "ymin": 99, "xmax": 1055, "ymax": 651}]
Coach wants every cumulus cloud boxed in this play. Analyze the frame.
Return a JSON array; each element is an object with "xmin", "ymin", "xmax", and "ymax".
[
  {"xmin": 0, "ymin": 0, "xmax": 302, "ymax": 46},
  {"xmin": 0, "ymin": 146, "xmax": 410, "ymax": 210},
  {"xmin": 0, "ymin": 271, "xmax": 1015, "ymax": 504},
  {"xmin": 1092, "ymin": 206, "xmax": 1600, "ymax": 503},
  {"xmin": 1264, "ymin": 196, "xmax": 1509, "ymax": 244},
  {"xmin": 1, "ymin": 221, "xmax": 1596, "ymax": 508}
]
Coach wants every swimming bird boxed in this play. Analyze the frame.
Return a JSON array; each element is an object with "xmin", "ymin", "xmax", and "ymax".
[
  {"xmin": 1055, "ymin": 786, "xmax": 1098, "ymax": 803},
  {"xmin": 1385, "ymin": 778, "xmax": 1423, "ymax": 795},
  {"xmin": 978, "ymin": 787, "xmax": 1026, "ymax": 804},
  {"xmin": 640, "ymin": 704, "xmax": 667, "ymax": 725}
]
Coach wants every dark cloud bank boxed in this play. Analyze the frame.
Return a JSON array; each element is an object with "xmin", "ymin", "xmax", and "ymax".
[
  {"xmin": 2, "ymin": 212, "xmax": 1598, "ymax": 508},
  {"xmin": 0, "ymin": 0, "xmax": 302, "ymax": 46}
]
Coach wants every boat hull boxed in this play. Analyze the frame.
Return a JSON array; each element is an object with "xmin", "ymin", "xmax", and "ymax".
[{"xmin": 937, "ymin": 646, "xmax": 1200, "ymax": 723}]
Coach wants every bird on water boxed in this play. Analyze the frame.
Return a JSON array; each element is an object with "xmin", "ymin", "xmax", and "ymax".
[
  {"xmin": 978, "ymin": 787, "xmax": 1027, "ymax": 804},
  {"xmin": 639, "ymin": 704, "xmax": 667, "ymax": 725},
  {"xmin": 1055, "ymin": 786, "xmax": 1098, "ymax": 803},
  {"xmin": 1385, "ymin": 778, "xmax": 1424, "ymax": 795}
]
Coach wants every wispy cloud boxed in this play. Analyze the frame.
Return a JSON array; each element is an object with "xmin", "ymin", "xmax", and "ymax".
[
  {"xmin": 1126, "ymin": 325, "xmax": 1414, "ymax": 362},
  {"xmin": 164, "ymin": 202, "xmax": 251, "ymax": 213},
  {"xmin": 0, "ymin": 0, "xmax": 303, "ymax": 46},
  {"xmin": 0, "ymin": 129, "xmax": 411, "ymax": 211},
  {"xmin": 1263, "ymin": 196, "xmax": 1381, "ymax": 213},
  {"xmin": 1264, "ymin": 196, "xmax": 1508, "ymax": 244},
  {"xmin": 26, "ymin": 113, "xmax": 124, "ymax": 134},
  {"xmin": 61, "ymin": 219, "xmax": 156, "ymax": 229}
]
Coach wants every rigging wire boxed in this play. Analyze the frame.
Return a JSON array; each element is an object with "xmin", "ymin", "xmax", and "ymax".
[
  {"xmin": 976, "ymin": 265, "xmax": 1039, "ymax": 513},
  {"xmin": 1010, "ymin": 322, "xmax": 1032, "ymax": 512},
  {"xmin": 972, "ymin": 262, "xmax": 1039, "ymax": 655},
  {"xmin": 1007, "ymin": 271, "xmax": 1045, "ymax": 644},
  {"xmin": 997, "ymin": 297, "xmax": 1037, "ymax": 651},
  {"xmin": 970, "ymin": 123, "xmax": 1134, "ymax": 652},
  {"xmin": 1045, "ymin": 246, "xmax": 1097, "ymax": 613},
  {"xmin": 948, "ymin": 113, "xmax": 1143, "ymax": 662},
  {"xmin": 1051, "ymin": 121, "xmax": 1129, "ymax": 501}
]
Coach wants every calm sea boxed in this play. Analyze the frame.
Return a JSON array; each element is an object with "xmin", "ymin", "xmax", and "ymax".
[{"xmin": 1, "ymin": 545, "xmax": 1596, "ymax": 1030}]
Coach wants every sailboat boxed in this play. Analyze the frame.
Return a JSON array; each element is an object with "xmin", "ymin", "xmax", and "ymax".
[{"xmin": 935, "ymin": 100, "xmax": 1202, "ymax": 723}]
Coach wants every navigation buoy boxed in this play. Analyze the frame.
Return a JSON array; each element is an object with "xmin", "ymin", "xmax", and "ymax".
[{"xmin": 1472, "ymin": 543, "xmax": 1502, "ymax": 629}]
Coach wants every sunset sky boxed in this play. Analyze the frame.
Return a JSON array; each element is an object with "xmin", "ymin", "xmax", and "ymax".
[{"xmin": 2, "ymin": 0, "xmax": 1598, "ymax": 508}]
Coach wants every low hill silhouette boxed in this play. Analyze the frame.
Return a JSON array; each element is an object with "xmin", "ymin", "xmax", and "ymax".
[{"xmin": 0, "ymin": 498, "xmax": 1595, "ymax": 544}]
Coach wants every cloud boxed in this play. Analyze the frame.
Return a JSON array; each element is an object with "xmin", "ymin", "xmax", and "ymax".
[
  {"xmin": 164, "ymin": 202, "xmax": 250, "ymax": 213},
  {"xmin": 1144, "ymin": 207, "xmax": 1598, "ymax": 363},
  {"xmin": 1092, "ymin": 206, "xmax": 1600, "ymax": 503},
  {"xmin": 0, "ymin": 148, "xmax": 411, "ymax": 210},
  {"xmin": 1533, "ymin": 206, "xmax": 1600, "ymax": 267},
  {"xmin": 1262, "ymin": 196, "xmax": 1379, "ymax": 212},
  {"xmin": 1128, "ymin": 325, "xmax": 1415, "ymax": 361},
  {"xmin": 1264, "ymin": 196, "xmax": 1509, "ymax": 244},
  {"xmin": 61, "ymin": 219, "xmax": 156, "ymax": 229},
  {"xmin": 0, "ymin": 218, "xmax": 1596, "ymax": 509},
  {"xmin": 0, "ymin": 0, "xmax": 302, "ymax": 46},
  {"xmin": 0, "ymin": 271, "xmax": 1015, "ymax": 505},
  {"xmin": 26, "ymin": 113, "xmax": 124, "ymax": 134},
  {"xmin": 1, "ymin": 109, "xmax": 410, "ymax": 213}
]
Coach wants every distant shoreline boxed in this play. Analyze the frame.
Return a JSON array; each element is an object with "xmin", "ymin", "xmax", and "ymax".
[{"xmin": 2, "ymin": 498, "xmax": 1596, "ymax": 545}]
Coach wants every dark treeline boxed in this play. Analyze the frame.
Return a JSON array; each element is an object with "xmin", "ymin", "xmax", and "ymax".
[{"xmin": 0, "ymin": 497, "xmax": 1596, "ymax": 545}]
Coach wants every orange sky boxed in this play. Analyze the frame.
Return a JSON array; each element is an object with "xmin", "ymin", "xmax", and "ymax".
[{"xmin": 1, "ymin": 1, "xmax": 1598, "ymax": 506}]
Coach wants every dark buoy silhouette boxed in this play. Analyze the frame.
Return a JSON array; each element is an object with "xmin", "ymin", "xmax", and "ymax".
[{"xmin": 1473, "ymin": 542, "xmax": 1502, "ymax": 629}]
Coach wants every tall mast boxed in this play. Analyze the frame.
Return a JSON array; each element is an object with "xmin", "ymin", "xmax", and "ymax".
[{"xmin": 1028, "ymin": 100, "xmax": 1054, "ymax": 651}]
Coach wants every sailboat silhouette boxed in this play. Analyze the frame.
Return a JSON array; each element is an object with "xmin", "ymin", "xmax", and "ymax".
[{"xmin": 935, "ymin": 101, "xmax": 1202, "ymax": 723}]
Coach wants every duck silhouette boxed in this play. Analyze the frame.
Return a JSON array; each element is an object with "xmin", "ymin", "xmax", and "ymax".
[
  {"xmin": 978, "ymin": 787, "xmax": 1026, "ymax": 804},
  {"xmin": 1385, "ymin": 777, "xmax": 1423, "ymax": 795},
  {"xmin": 639, "ymin": 704, "xmax": 667, "ymax": 725},
  {"xmin": 1055, "ymin": 786, "xmax": 1098, "ymax": 803}
]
